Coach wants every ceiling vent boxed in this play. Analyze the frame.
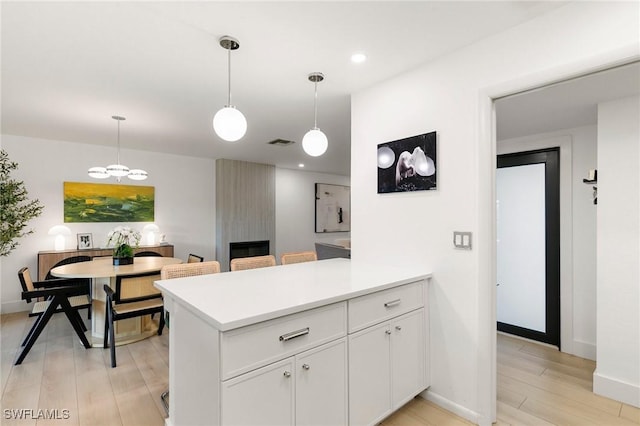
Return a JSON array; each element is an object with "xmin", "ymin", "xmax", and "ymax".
[{"xmin": 267, "ymin": 138, "xmax": 296, "ymax": 147}]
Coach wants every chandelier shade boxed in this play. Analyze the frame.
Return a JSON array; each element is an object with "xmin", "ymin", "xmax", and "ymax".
[
  {"xmin": 213, "ymin": 36, "xmax": 246, "ymax": 142},
  {"xmin": 88, "ymin": 166, "xmax": 109, "ymax": 179},
  {"xmin": 302, "ymin": 72, "xmax": 328, "ymax": 157},
  {"xmin": 88, "ymin": 116, "xmax": 147, "ymax": 181},
  {"xmin": 128, "ymin": 169, "xmax": 149, "ymax": 181}
]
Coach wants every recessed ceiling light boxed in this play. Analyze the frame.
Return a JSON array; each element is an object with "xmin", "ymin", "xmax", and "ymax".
[
  {"xmin": 298, "ymin": 163, "xmax": 305, "ymax": 168},
  {"xmin": 351, "ymin": 52, "xmax": 367, "ymax": 64}
]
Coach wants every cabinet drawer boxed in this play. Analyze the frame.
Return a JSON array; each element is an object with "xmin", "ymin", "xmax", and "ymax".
[
  {"xmin": 221, "ymin": 302, "xmax": 346, "ymax": 380},
  {"xmin": 348, "ymin": 281, "xmax": 423, "ymax": 333}
]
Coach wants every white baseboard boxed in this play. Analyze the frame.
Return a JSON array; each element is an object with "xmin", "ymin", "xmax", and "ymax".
[
  {"xmin": 1, "ymin": 301, "xmax": 30, "ymax": 315},
  {"xmin": 571, "ymin": 339, "xmax": 596, "ymax": 361},
  {"xmin": 593, "ymin": 370, "xmax": 640, "ymax": 408},
  {"xmin": 420, "ymin": 389, "xmax": 489, "ymax": 426}
]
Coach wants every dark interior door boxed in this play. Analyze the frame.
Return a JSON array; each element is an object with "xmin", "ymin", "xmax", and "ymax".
[{"xmin": 496, "ymin": 148, "xmax": 560, "ymax": 348}]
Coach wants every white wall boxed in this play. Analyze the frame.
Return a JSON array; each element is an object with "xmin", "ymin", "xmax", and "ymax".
[
  {"xmin": 275, "ymin": 168, "xmax": 349, "ymax": 261},
  {"xmin": 498, "ymin": 126, "xmax": 598, "ymax": 360},
  {"xmin": 0, "ymin": 134, "xmax": 215, "ymax": 313},
  {"xmin": 595, "ymin": 95, "xmax": 640, "ymax": 407},
  {"xmin": 351, "ymin": 2, "xmax": 638, "ymax": 423}
]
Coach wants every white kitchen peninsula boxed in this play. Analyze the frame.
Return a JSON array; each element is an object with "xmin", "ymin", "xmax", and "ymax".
[{"xmin": 155, "ymin": 258, "xmax": 431, "ymax": 426}]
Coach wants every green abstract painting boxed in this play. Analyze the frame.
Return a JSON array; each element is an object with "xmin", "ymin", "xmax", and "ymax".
[{"xmin": 64, "ymin": 182, "xmax": 154, "ymax": 223}]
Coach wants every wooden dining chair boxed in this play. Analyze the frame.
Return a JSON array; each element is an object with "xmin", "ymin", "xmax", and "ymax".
[
  {"xmin": 44, "ymin": 255, "xmax": 92, "ymax": 318},
  {"xmin": 230, "ymin": 255, "xmax": 276, "ymax": 271},
  {"xmin": 16, "ymin": 267, "xmax": 92, "ymax": 365},
  {"xmin": 158, "ymin": 260, "xmax": 221, "ymax": 414},
  {"xmin": 187, "ymin": 253, "xmax": 204, "ymax": 263},
  {"xmin": 134, "ymin": 251, "xmax": 163, "ymax": 257},
  {"xmin": 280, "ymin": 250, "xmax": 318, "ymax": 265},
  {"xmin": 161, "ymin": 260, "xmax": 220, "ymax": 279},
  {"xmin": 103, "ymin": 271, "xmax": 165, "ymax": 368}
]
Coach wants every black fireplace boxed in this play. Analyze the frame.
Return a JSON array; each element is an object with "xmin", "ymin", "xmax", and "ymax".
[{"xmin": 229, "ymin": 240, "xmax": 270, "ymax": 268}]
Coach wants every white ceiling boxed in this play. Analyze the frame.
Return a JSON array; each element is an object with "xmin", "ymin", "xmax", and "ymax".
[
  {"xmin": 1, "ymin": 1, "xmax": 570, "ymax": 176},
  {"xmin": 496, "ymin": 61, "xmax": 640, "ymax": 140}
]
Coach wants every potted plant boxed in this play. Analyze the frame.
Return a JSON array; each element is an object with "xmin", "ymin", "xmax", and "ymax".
[
  {"xmin": 107, "ymin": 226, "xmax": 141, "ymax": 266},
  {"xmin": 0, "ymin": 149, "xmax": 44, "ymax": 256}
]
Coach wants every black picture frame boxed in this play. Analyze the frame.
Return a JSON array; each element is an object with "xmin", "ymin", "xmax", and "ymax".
[
  {"xmin": 377, "ymin": 131, "xmax": 437, "ymax": 193},
  {"xmin": 77, "ymin": 233, "xmax": 93, "ymax": 249}
]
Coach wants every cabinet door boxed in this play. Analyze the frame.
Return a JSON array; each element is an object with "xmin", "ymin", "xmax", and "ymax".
[
  {"xmin": 221, "ymin": 357, "xmax": 294, "ymax": 426},
  {"xmin": 348, "ymin": 322, "xmax": 392, "ymax": 426},
  {"xmin": 296, "ymin": 338, "xmax": 347, "ymax": 426},
  {"xmin": 391, "ymin": 309, "xmax": 426, "ymax": 409}
]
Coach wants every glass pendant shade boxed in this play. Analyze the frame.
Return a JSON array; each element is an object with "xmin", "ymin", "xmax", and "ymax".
[
  {"xmin": 213, "ymin": 106, "xmax": 247, "ymax": 142},
  {"xmin": 106, "ymin": 163, "xmax": 130, "ymax": 177},
  {"xmin": 302, "ymin": 128, "xmax": 328, "ymax": 157},
  {"xmin": 214, "ymin": 36, "xmax": 246, "ymax": 142},
  {"xmin": 88, "ymin": 166, "xmax": 109, "ymax": 178},
  {"xmin": 303, "ymin": 72, "xmax": 328, "ymax": 157}
]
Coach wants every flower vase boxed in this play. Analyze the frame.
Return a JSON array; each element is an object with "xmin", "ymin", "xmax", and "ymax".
[
  {"xmin": 112, "ymin": 243, "xmax": 134, "ymax": 266},
  {"xmin": 113, "ymin": 256, "xmax": 134, "ymax": 266}
]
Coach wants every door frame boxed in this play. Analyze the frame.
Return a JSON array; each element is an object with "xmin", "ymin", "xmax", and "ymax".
[
  {"xmin": 496, "ymin": 148, "xmax": 561, "ymax": 347},
  {"xmin": 477, "ymin": 50, "xmax": 639, "ymax": 425}
]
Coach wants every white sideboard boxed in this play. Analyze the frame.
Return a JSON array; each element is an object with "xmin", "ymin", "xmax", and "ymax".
[{"xmin": 155, "ymin": 258, "xmax": 431, "ymax": 426}]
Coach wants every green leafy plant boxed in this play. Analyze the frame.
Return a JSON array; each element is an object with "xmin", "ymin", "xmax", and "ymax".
[{"xmin": 0, "ymin": 149, "xmax": 44, "ymax": 256}]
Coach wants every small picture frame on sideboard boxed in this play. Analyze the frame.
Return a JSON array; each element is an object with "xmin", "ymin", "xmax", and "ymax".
[{"xmin": 77, "ymin": 233, "xmax": 93, "ymax": 249}]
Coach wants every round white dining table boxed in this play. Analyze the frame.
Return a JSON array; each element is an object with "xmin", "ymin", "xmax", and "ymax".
[{"xmin": 50, "ymin": 256, "xmax": 183, "ymax": 347}]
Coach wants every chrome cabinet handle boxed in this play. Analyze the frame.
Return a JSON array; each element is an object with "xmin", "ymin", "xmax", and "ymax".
[
  {"xmin": 385, "ymin": 330, "xmax": 392, "ymax": 335},
  {"xmin": 384, "ymin": 299, "xmax": 401, "ymax": 308},
  {"xmin": 395, "ymin": 326, "xmax": 402, "ymax": 331},
  {"xmin": 283, "ymin": 371, "xmax": 291, "ymax": 378},
  {"xmin": 302, "ymin": 364, "xmax": 310, "ymax": 370},
  {"xmin": 279, "ymin": 327, "xmax": 310, "ymax": 342}
]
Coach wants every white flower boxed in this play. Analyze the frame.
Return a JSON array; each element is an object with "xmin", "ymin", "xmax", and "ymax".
[{"xmin": 106, "ymin": 226, "xmax": 141, "ymax": 248}]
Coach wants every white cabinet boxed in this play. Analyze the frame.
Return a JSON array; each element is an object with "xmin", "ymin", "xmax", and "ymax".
[
  {"xmin": 391, "ymin": 309, "xmax": 426, "ymax": 408},
  {"xmin": 222, "ymin": 357, "xmax": 295, "ymax": 426},
  {"xmin": 222, "ymin": 338, "xmax": 347, "ymax": 426},
  {"xmin": 157, "ymin": 259, "xmax": 430, "ymax": 426},
  {"xmin": 296, "ymin": 339, "xmax": 348, "ymax": 426},
  {"xmin": 348, "ymin": 321, "xmax": 392, "ymax": 426},
  {"xmin": 349, "ymin": 309, "xmax": 426, "ymax": 426}
]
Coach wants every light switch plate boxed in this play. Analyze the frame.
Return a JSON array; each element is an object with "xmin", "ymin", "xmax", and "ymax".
[{"xmin": 453, "ymin": 231, "xmax": 472, "ymax": 249}]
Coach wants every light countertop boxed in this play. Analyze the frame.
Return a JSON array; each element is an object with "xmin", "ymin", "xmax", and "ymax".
[{"xmin": 154, "ymin": 258, "xmax": 431, "ymax": 331}]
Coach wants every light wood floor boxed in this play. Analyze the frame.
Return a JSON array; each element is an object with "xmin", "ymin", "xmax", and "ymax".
[{"xmin": 1, "ymin": 312, "xmax": 639, "ymax": 425}]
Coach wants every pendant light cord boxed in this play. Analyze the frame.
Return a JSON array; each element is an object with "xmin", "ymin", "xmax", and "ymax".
[
  {"xmin": 116, "ymin": 119, "xmax": 121, "ymax": 165},
  {"xmin": 227, "ymin": 45, "xmax": 232, "ymax": 107},
  {"xmin": 313, "ymin": 80, "xmax": 318, "ymax": 129}
]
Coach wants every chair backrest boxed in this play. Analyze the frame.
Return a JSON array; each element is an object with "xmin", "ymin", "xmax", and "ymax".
[
  {"xmin": 315, "ymin": 242, "xmax": 351, "ymax": 260},
  {"xmin": 230, "ymin": 255, "xmax": 276, "ymax": 271},
  {"xmin": 135, "ymin": 251, "xmax": 163, "ymax": 257},
  {"xmin": 113, "ymin": 271, "xmax": 162, "ymax": 304},
  {"xmin": 187, "ymin": 253, "xmax": 204, "ymax": 263},
  {"xmin": 280, "ymin": 251, "xmax": 318, "ymax": 265},
  {"xmin": 45, "ymin": 255, "xmax": 91, "ymax": 279},
  {"xmin": 161, "ymin": 261, "xmax": 221, "ymax": 279},
  {"xmin": 18, "ymin": 268, "xmax": 35, "ymax": 300}
]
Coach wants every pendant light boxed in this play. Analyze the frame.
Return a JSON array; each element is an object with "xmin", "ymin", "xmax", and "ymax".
[
  {"xmin": 88, "ymin": 116, "xmax": 148, "ymax": 181},
  {"xmin": 302, "ymin": 72, "xmax": 328, "ymax": 157},
  {"xmin": 213, "ymin": 36, "xmax": 247, "ymax": 142}
]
